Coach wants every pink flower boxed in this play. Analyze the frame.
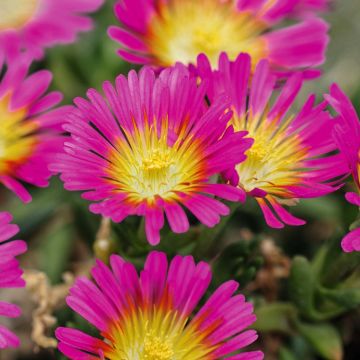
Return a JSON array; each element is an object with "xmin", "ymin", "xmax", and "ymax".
[
  {"xmin": 0, "ymin": 212, "xmax": 27, "ymax": 349},
  {"xmin": 52, "ymin": 64, "xmax": 253, "ymax": 245},
  {"xmin": 56, "ymin": 251, "xmax": 263, "ymax": 359},
  {"xmin": 326, "ymin": 84, "xmax": 360, "ymax": 252},
  {"xmin": 197, "ymin": 53, "xmax": 348, "ymax": 229},
  {"xmin": 108, "ymin": 0, "xmax": 329, "ymax": 78},
  {"xmin": 0, "ymin": 0, "xmax": 104, "ymax": 62},
  {"xmin": 0, "ymin": 56, "xmax": 70, "ymax": 203}
]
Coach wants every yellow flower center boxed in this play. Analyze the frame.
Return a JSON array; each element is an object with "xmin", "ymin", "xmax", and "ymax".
[
  {"xmin": 0, "ymin": 0, "xmax": 38, "ymax": 30},
  {"xmin": 0, "ymin": 95, "xmax": 38, "ymax": 174},
  {"xmin": 107, "ymin": 120, "xmax": 205, "ymax": 204},
  {"xmin": 233, "ymin": 113, "xmax": 307, "ymax": 194},
  {"xmin": 142, "ymin": 332, "xmax": 174, "ymax": 360},
  {"xmin": 139, "ymin": 148, "xmax": 177, "ymax": 196},
  {"xmin": 105, "ymin": 308, "xmax": 216, "ymax": 360},
  {"xmin": 146, "ymin": 0, "xmax": 267, "ymax": 67}
]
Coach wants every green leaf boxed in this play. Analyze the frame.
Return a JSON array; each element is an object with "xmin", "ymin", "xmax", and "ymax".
[
  {"xmin": 39, "ymin": 218, "xmax": 75, "ymax": 284},
  {"xmin": 319, "ymin": 286, "xmax": 360, "ymax": 310},
  {"xmin": 289, "ymin": 256, "xmax": 321, "ymax": 320},
  {"xmin": 295, "ymin": 321, "xmax": 343, "ymax": 360},
  {"xmin": 254, "ymin": 303, "xmax": 297, "ymax": 333},
  {"xmin": 279, "ymin": 346, "xmax": 298, "ymax": 360}
]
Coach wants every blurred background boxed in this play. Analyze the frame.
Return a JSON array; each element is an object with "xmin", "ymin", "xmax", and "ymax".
[{"xmin": 0, "ymin": 1, "xmax": 360, "ymax": 359}]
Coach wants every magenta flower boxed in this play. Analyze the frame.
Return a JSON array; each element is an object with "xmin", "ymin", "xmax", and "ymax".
[
  {"xmin": 197, "ymin": 53, "xmax": 348, "ymax": 229},
  {"xmin": 0, "ymin": 0, "xmax": 104, "ymax": 62},
  {"xmin": 0, "ymin": 212, "xmax": 27, "ymax": 349},
  {"xmin": 0, "ymin": 56, "xmax": 70, "ymax": 203},
  {"xmin": 108, "ymin": 0, "xmax": 329, "ymax": 78},
  {"xmin": 52, "ymin": 64, "xmax": 252, "ymax": 245},
  {"xmin": 56, "ymin": 251, "xmax": 263, "ymax": 359},
  {"xmin": 326, "ymin": 84, "xmax": 360, "ymax": 253}
]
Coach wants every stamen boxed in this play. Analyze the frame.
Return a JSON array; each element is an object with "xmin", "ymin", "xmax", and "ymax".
[
  {"xmin": 142, "ymin": 332, "xmax": 174, "ymax": 360},
  {"xmin": 236, "ymin": 118, "xmax": 306, "ymax": 193}
]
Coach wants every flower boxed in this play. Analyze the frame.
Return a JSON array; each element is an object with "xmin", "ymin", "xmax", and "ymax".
[
  {"xmin": 52, "ymin": 64, "xmax": 252, "ymax": 245},
  {"xmin": 325, "ymin": 84, "xmax": 360, "ymax": 252},
  {"xmin": 197, "ymin": 53, "xmax": 348, "ymax": 229},
  {"xmin": 0, "ymin": 56, "xmax": 69, "ymax": 203},
  {"xmin": 0, "ymin": 0, "xmax": 104, "ymax": 62},
  {"xmin": 0, "ymin": 212, "xmax": 27, "ymax": 349},
  {"xmin": 56, "ymin": 251, "xmax": 263, "ymax": 359},
  {"xmin": 108, "ymin": 0, "xmax": 329, "ymax": 78}
]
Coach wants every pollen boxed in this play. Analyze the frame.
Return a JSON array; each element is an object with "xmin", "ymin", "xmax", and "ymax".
[
  {"xmin": 0, "ymin": 0, "xmax": 38, "ymax": 30},
  {"xmin": 142, "ymin": 332, "xmax": 174, "ymax": 360}
]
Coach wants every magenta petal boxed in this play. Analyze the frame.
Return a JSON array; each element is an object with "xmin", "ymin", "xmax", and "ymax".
[
  {"xmin": 163, "ymin": 202, "xmax": 190, "ymax": 234},
  {"xmin": 341, "ymin": 228, "xmax": 360, "ymax": 253},
  {"xmin": 0, "ymin": 326, "xmax": 20, "ymax": 349},
  {"xmin": 265, "ymin": 18, "xmax": 329, "ymax": 68},
  {"xmin": 257, "ymin": 199, "xmax": 284, "ymax": 229},
  {"xmin": 345, "ymin": 192, "xmax": 360, "ymax": 207}
]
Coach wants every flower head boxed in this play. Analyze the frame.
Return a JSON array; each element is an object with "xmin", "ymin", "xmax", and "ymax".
[
  {"xmin": 326, "ymin": 84, "xmax": 360, "ymax": 252},
  {"xmin": 56, "ymin": 251, "xmax": 263, "ymax": 359},
  {"xmin": 108, "ymin": 0, "xmax": 329, "ymax": 77},
  {"xmin": 0, "ymin": 212, "xmax": 27, "ymax": 349},
  {"xmin": 53, "ymin": 64, "xmax": 252, "ymax": 245},
  {"xmin": 197, "ymin": 53, "xmax": 348, "ymax": 229},
  {"xmin": 0, "ymin": 0, "xmax": 103, "ymax": 62},
  {"xmin": 0, "ymin": 56, "xmax": 69, "ymax": 202}
]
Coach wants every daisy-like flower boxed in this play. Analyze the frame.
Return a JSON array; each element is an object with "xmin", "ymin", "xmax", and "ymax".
[
  {"xmin": 108, "ymin": 0, "xmax": 329, "ymax": 77},
  {"xmin": 0, "ymin": 212, "xmax": 27, "ymax": 349},
  {"xmin": 0, "ymin": 56, "xmax": 69, "ymax": 203},
  {"xmin": 326, "ymin": 84, "xmax": 360, "ymax": 253},
  {"xmin": 56, "ymin": 251, "xmax": 263, "ymax": 359},
  {"xmin": 0, "ymin": 0, "xmax": 104, "ymax": 62},
  {"xmin": 197, "ymin": 53, "xmax": 348, "ymax": 229},
  {"xmin": 52, "ymin": 64, "xmax": 252, "ymax": 245}
]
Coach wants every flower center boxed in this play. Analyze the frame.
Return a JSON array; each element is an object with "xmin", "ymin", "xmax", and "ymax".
[
  {"xmin": 140, "ymin": 148, "xmax": 175, "ymax": 189},
  {"xmin": 141, "ymin": 332, "xmax": 174, "ymax": 360},
  {"xmin": 105, "ymin": 308, "xmax": 214, "ymax": 360},
  {"xmin": 233, "ymin": 115, "xmax": 307, "ymax": 193},
  {"xmin": 107, "ymin": 121, "xmax": 206, "ymax": 204},
  {"xmin": 0, "ymin": 0, "xmax": 38, "ymax": 30},
  {"xmin": 0, "ymin": 95, "xmax": 38, "ymax": 174},
  {"xmin": 132, "ymin": 145, "xmax": 181, "ymax": 200},
  {"xmin": 146, "ymin": 0, "xmax": 266, "ymax": 67}
]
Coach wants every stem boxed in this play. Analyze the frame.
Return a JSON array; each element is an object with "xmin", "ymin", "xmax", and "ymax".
[{"xmin": 93, "ymin": 217, "xmax": 114, "ymax": 263}]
